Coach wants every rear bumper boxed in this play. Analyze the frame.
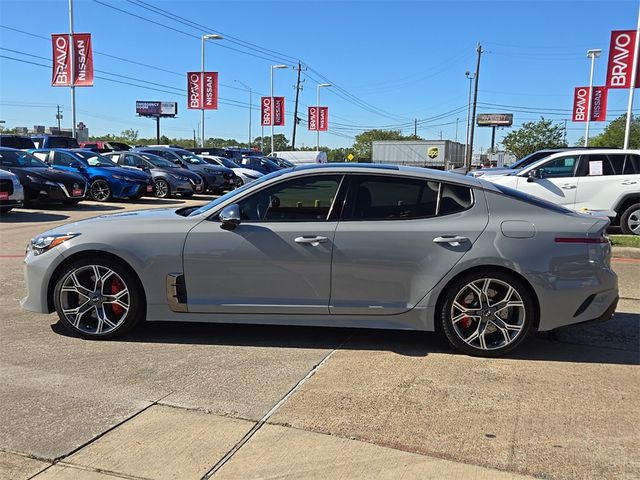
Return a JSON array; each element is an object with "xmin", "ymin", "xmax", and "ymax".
[{"xmin": 569, "ymin": 296, "xmax": 619, "ymax": 328}]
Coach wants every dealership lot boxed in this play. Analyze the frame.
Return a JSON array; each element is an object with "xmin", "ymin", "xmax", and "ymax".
[{"xmin": 0, "ymin": 199, "xmax": 638, "ymax": 480}]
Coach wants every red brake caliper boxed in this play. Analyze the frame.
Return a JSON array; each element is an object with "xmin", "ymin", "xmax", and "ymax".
[
  {"xmin": 460, "ymin": 296, "xmax": 473, "ymax": 328},
  {"xmin": 110, "ymin": 278, "xmax": 124, "ymax": 316}
]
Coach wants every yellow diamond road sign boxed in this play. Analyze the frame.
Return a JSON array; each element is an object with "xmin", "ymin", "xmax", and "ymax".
[
  {"xmin": 427, "ymin": 147, "xmax": 439, "ymax": 159},
  {"xmin": 347, "ymin": 153, "xmax": 354, "ymax": 161}
]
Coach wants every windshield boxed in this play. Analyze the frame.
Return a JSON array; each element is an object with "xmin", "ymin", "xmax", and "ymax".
[
  {"xmin": 216, "ymin": 157, "xmax": 240, "ymax": 168},
  {"xmin": 188, "ymin": 169, "xmax": 288, "ymax": 217},
  {"xmin": 272, "ymin": 157, "xmax": 295, "ymax": 168},
  {"xmin": 139, "ymin": 153, "xmax": 178, "ymax": 168},
  {"xmin": 510, "ymin": 151, "xmax": 555, "ymax": 169},
  {"xmin": 175, "ymin": 150, "xmax": 205, "ymax": 164},
  {"xmin": 0, "ymin": 149, "xmax": 48, "ymax": 168},
  {"xmin": 73, "ymin": 150, "xmax": 117, "ymax": 167}
]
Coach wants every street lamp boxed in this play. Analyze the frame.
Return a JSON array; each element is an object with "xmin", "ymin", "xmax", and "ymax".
[
  {"xmin": 270, "ymin": 64, "xmax": 288, "ymax": 154},
  {"xmin": 201, "ymin": 33, "xmax": 224, "ymax": 148},
  {"xmin": 464, "ymin": 70, "xmax": 476, "ymax": 166},
  {"xmin": 584, "ymin": 48, "xmax": 602, "ymax": 147},
  {"xmin": 316, "ymin": 83, "xmax": 331, "ymax": 151},
  {"xmin": 235, "ymin": 80, "xmax": 253, "ymax": 149}
]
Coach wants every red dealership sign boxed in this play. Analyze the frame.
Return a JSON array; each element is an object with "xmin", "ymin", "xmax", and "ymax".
[
  {"xmin": 308, "ymin": 107, "xmax": 318, "ymax": 130},
  {"xmin": 72, "ymin": 33, "xmax": 93, "ymax": 86},
  {"xmin": 273, "ymin": 97, "xmax": 285, "ymax": 126},
  {"xmin": 187, "ymin": 72, "xmax": 202, "ymax": 109},
  {"xmin": 203, "ymin": 72, "xmax": 218, "ymax": 110},
  {"xmin": 51, "ymin": 34, "xmax": 71, "ymax": 86},
  {"xmin": 606, "ymin": 30, "xmax": 640, "ymax": 89},
  {"xmin": 572, "ymin": 86, "xmax": 608, "ymax": 122},
  {"xmin": 261, "ymin": 96, "xmax": 272, "ymax": 126},
  {"xmin": 318, "ymin": 106, "xmax": 328, "ymax": 131}
]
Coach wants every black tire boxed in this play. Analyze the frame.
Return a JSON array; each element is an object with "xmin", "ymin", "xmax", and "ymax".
[
  {"xmin": 439, "ymin": 270, "xmax": 535, "ymax": 357},
  {"xmin": 619, "ymin": 203, "xmax": 640, "ymax": 236},
  {"xmin": 0, "ymin": 207, "xmax": 13, "ymax": 214},
  {"xmin": 154, "ymin": 179, "xmax": 171, "ymax": 198},
  {"xmin": 53, "ymin": 256, "xmax": 145, "ymax": 340},
  {"xmin": 89, "ymin": 179, "xmax": 112, "ymax": 202},
  {"xmin": 62, "ymin": 199, "xmax": 81, "ymax": 206}
]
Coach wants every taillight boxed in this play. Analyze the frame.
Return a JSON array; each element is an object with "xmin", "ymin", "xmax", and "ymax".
[{"xmin": 555, "ymin": 235, "xmax": 608, "ymax": 244}]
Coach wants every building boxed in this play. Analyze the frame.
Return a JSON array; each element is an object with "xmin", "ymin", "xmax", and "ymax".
[{"xmin": 371, "ymin": 140, "xmax": 465, "ymax": 170}]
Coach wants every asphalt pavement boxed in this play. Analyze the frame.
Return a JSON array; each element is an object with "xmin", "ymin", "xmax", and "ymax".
[{"xmin": 0, "ymin": 198, "xmax": 638, "ymax": 480}]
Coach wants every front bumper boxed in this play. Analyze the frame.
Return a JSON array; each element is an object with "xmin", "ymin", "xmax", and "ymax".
[
  {"xmin": 112, "ymin": 180, "xmax": 153, "ymax": 199},
  {"xmin": 25, "ymin": 182, "xmax": 86, "ymax": 204},
  {"xmin": 21, "ymin": 248, "xmax": 67, "ymax": 314}
]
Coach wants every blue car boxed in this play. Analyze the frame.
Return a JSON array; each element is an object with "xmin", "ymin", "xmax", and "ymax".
[{"xmin": 29, "ymin": 149, "xmax": 153, "ymax": 202}]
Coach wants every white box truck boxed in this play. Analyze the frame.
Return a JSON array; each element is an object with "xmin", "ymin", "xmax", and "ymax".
[{"xmin": 269, "ymin": 151, "xmax": 327, "ymax": 165}]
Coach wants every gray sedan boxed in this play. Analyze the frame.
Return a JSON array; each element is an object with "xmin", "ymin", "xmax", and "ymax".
[{"xmin": 21, "ymin": 164, "xmax": 618, "ymax": 357}]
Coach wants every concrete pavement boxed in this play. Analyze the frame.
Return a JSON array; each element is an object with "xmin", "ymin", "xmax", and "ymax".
[{"xmin": 0, "ymin": 198, "xmax": 638, "ymax": 480}]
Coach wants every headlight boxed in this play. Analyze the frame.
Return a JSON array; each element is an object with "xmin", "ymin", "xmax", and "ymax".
[
  {"xmin": 112, "ymin": 174, "xmax": 139, "ymax": 182},
  {"xmin": 27, "ymin": 233, "xmax": 80, "ymax": 256},
  {"xmin": 169, "ymin": 173, "xmax": 189, "ymax": 181},
  {"xmin": 26, "ymin": 175, "xmax": 57, "ymax": 186}
]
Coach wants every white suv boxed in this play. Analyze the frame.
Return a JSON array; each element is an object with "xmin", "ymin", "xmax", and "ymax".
[{"xmin": 484, "ymin": 149, "xmax": 640, "ymax": 235}]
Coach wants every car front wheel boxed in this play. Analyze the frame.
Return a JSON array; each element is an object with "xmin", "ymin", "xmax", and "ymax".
[
  {"xmin": 53, "ymin": 257, "xmax": 144, "ymax": 339},
  {"xmin": 620, "ymin": 203, "xmax": 640, "ymax": 235},
  {"xmin": 439, "ymin": 271, "xmax": 534, "ymax": 357},
  {"xmin": 89, "ymin": 179, "xmax": 112, "ymax": 202},
  {"xmin": 154, "ymin": 179, "xmax": 170, "ymax": 198}
]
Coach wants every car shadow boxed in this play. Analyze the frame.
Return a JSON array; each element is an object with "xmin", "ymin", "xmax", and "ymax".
[
  {"xmin": 1, "ymin": 211, "xmax": 70, "ymax": 223},
  {"xmin": 29, "ymin": 203, "xmax": 124, "ymax": 212},
  {"xmin": 51, "ymin": 310, "xmax": 639, "ymax": 364},
  {"xmin": 119, "ymin": 198, "xmax": 185, "ymax": 205}
]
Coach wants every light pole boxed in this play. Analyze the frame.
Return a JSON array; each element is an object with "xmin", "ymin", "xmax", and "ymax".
[
  {"xmin": 235, "ymin": 80, "xmax": 252, "ymax": 149},
  {"xmin": 464, "ymin": 71, "xmax": 476, "ymax": 166},
  {"xmin": 584, "ymin": 48, "xmax": 601, "ymax": 147},
  {"xmin": 270, "ymin": 64, "xmax": 288, "ymax": 154},
  {"xmin": 201, "ymin": 33, "xmax": 224, "ymax": 148},
  {"xmin": 69, "ymin": 0, "xmax": 76, "ymax": 138},
  {"xmin": 316, "ymin": 83, "xmax": 331, "ymax": 151}
]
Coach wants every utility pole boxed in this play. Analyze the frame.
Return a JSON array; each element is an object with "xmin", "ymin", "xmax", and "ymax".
[
  {"xmin": 455, "ymin": 117, "xmax": 459, "ymax": 142},
  {"xmin": 414, "ymin": 118, "xmax": 417, "ymax": 137},
  {"xmin": 291, "ymin": 61, "xmax": 303, "ymax": 150},
  {"xmin": 56, "ymin": 105, "xmax": 62, "ymax": 133},
  {"xmin": 563, "ymin": 119, "xmax": 567, "ymax": 144},
  {"xmin": 624, "ymin": 5, "xmax": 640, "ymax": 149},
  {"xmin": 466, "ymin": 43, "xmax": 483, "ymax": 170},
  {"xmin": 193, "ymin": 129, "xmax": 197, "ymax": 148}
]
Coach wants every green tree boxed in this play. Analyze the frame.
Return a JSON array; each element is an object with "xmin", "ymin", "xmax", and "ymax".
[
  {"xmin": 577, "ymin": 114, "xmax": 640, "ymax": 149},
  {"xmin": 253, "ymin": 134, "xmax": 289, "ymax": 154},
  {"xmin": 120, "ymin": 129, "xmax": 139, "ymax": 143},
  {"xmin": 352, "ymin": 129, "xmax": 418, "ymax": 160},
  {"xmin": 501, "ymin": 117, "xmax": 567, "ymax": 159}
]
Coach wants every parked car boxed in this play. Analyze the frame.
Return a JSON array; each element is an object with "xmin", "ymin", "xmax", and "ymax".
[
  {"xmin": 133, "ymin": 147, "xmax": 235, "ymax": 193},
  {"xmin": 21, "ymin": 164, "xmax": 617, "ymax": 357},
  {"xmin": 0, "ymin": 169, "xmax": 24, "ymax": 213},
  {"xmin": 31, "ymin": 135, "xmax": 79, "ymax": 149},
  {"xmin": 0, "ymin": 147, "xmax": 87, "ymax": 206},
  {"xmin": 80, "ymin": 141, "xmax": 132, "ymax": 152},
  {"xmin": 0, "ymin": 135, "xmax": 36, "ymax": 150},
  {"xmin": 200, "ymin": 155, "xmax": 263, "ymax": 186},
  {"xmin": 29, "ymin": 149, "xmax": 153, "ymax": 202},
  {"xmin": 483, "ymin": 149, "xmax": 640, "ymax": 235},
  {"xmin": 104, "ymin": 151, "xmax": 205, "ymax": 198},
  {"xmin": 239, "ymin": 156, "xmax": 282, "ymax": 175},
  {"xmin": 269, "ymin": 156, "xmax": 296, "ymax": 169},
  {"xmin": 468, "ymin": 147, "xmax": 613, "ymax": 177}
]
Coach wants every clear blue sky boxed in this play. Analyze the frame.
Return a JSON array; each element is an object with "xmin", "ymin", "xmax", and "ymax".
[{"xmin": 0, "ymin": 0, "xmax": 638, "ymax": 150}]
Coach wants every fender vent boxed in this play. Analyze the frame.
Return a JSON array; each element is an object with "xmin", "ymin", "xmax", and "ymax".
[{"xmin": 166, "ymin": 273, "xmax": 187, "ymax": 312}]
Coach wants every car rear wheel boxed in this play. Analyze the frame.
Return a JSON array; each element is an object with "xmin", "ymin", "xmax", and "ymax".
[
  {"xmin": 154, "ymin": 179, "xmax": 170, "ymax": 198},
  {"xmin": 439, "ymin": 271, "xmax": 534, "ymax": 357},
  {"xmin": 89, "ymin": 179, "xmax": 112, "ymax": 202},
  {"xmin": 53, "ymin": 257, "xmax": 144, "ymax": 339},
  {"xmin": 620, "ymin": 203, "xmax": 640, "ymax": 235}
]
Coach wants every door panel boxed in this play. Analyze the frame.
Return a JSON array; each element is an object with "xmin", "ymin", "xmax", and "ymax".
[
  {"xmin": 330, "ymin": 177, "xmax": 489, "ymax": 315},
  {"xmin": 516, "ymin": 155, "xmax": 580, "ymax": 207}
]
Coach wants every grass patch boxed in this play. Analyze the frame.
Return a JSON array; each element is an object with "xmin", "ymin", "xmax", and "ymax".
[{"xmin": 610, "ymin": 235, "xmax": 640, "ymax": 248}]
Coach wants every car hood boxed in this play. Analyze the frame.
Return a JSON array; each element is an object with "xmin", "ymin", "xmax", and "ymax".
[{"xmin": 12, "ymin": 167, "xmax": 86, "ymax": 183}]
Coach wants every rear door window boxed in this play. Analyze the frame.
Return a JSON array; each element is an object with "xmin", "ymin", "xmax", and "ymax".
[{"xmin": 576, "ymin": 154, "xmax": 616, "ymax": 176}]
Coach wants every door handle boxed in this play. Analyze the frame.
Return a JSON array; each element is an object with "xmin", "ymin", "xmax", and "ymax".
[
  {"xmin": 294, "ymin": 236, "xmax": 328, "ymax": 246},
  {"xmin": 621, "ymin": 180, "xmax": 637, "ymax": 185},
  {"xmin": 560, "ymin": 184, "xmax": 576, "ymax": 189},
  {"xmin": 433, "ymin": 236, "xmax": 469, "ymax": 246}
]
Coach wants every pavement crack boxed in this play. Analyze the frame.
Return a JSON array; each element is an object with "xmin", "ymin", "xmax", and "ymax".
[{"xmin": 201, "ymin": 334, "xmax": 353, "ymax": 479}]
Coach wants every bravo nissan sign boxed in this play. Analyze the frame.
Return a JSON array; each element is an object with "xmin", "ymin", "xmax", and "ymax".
[
  {"xmin": 572, "ymin": 87, "xmax": 608, "ymax": 122},
  {"xmin": 607, "ymin": 30, "xmax": 640, "ymax": 89},
  {"xmin": 51, "ymin": 33, "xmax": 94, "ymax": 87},
  {"xmin": 187, "ymin": 72, "xmax": 218, "ymax": 110}
]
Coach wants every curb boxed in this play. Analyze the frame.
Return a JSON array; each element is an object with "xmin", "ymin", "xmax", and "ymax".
[{"xmin": 612, "ymin": 246, "xmax": 640, "ymax": 259}]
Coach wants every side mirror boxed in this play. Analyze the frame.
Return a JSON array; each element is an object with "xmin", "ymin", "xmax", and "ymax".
[
  {"xmin": 70, "ymin": 162, "xmax": 84, "ymax": 170},
  {"xmin": 174, "ymin": 160, "xmax": 183, "ymax": 166},
  {"xmin": 219, "ymin": 204, "xmax": 241, "ymax": 230},
  {"xmin": 136, "ymin": 164, "xmax": 149, "ymax": 171},
  {"xmin": 526, "ymin": 169, "xmax": 539, "ymax": 182}
]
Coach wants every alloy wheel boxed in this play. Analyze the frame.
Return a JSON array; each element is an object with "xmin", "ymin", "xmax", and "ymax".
[
  {"xmin": 90, "ymin": 180, "xmax": 111, "ymax": 202},
  {"xmin": 450, "ymin": 278, "xmax": 526, "ymax": 351},
  {"xmin": 627, "ymin": 208, "xmax": 640, "ymax": 235},
  {"xmin": 155, "ymin": 179, "xmax": 169, "ymax": 198},
  {"xmin": 58, "ymin": 265, "xmax": 130, "ymax": 335}
]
